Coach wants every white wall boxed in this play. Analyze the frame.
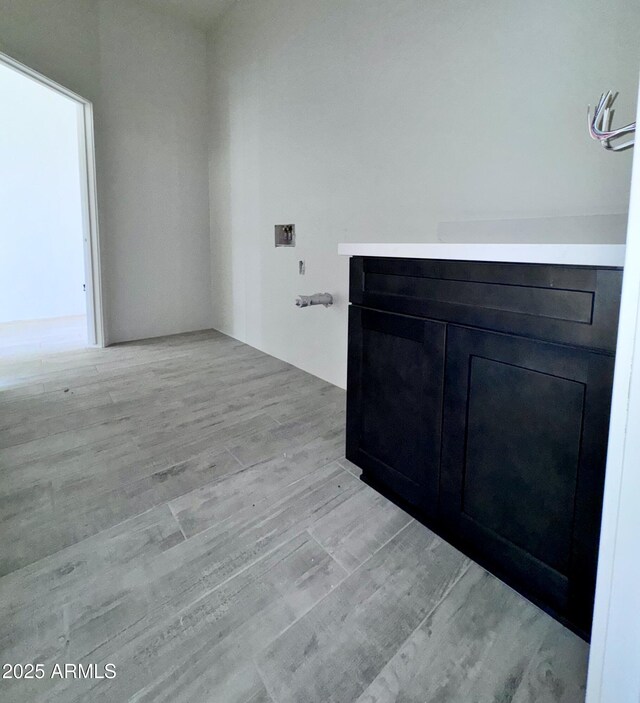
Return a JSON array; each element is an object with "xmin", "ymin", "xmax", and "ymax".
[
  {"xmin": 2, "ymin": 0, "xmax": 637, "ymax": 373},
  {"xmin": 586, "ymin": 74, "xmax": 640, "ymax": 703},
  {"xmin": 97, "ymin": 1, "xmax": 211, "ymax": 341},
  {"xmin": 208, "ymin": 0, "xmax": 640, "ymax": 388},
  {"xmin": 0, "ymin": 62, "xmax": 86, "ymax": 323},
  {"xmin": 0, "ymin": 0, "xmax": 212, "ymax": 343}
]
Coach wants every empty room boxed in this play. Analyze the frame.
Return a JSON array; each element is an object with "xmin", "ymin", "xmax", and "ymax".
[{"xmin": 1, "ymin": 1, "xmax": 640, "ymax": 702}]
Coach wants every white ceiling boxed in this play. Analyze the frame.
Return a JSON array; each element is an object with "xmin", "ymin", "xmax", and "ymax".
[{"xmin": 141, "ymin": 0, "xmax": 238, "ymax": 28}]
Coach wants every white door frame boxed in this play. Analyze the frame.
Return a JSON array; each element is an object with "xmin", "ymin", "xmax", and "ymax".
[
  {"xmin": 0, "ymin": 51, "xmax": 105, "ymax": 347},
  {"xmin": 586, "ymin": 73, "xmax": 640, "ymax": 703}
]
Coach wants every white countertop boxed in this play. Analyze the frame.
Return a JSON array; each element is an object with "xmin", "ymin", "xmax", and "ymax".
[{"xmin": 337, "ymin": 243, "xmax": 626, "ymax": 267}]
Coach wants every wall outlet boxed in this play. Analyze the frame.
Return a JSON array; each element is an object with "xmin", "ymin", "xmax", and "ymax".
[{"xmin": 275, "ymin": 224, "xmax": 295, "ymax": 247}]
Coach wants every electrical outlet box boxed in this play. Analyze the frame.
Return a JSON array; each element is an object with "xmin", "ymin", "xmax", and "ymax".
[{"xmin": 275, "ymin": 224, "xmax": 295, "ymax": 247}]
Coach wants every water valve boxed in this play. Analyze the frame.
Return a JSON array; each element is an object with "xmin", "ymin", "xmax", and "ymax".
[{"xmin": 295, "ymin": 293, "xmax": 333, "ymax": 308}]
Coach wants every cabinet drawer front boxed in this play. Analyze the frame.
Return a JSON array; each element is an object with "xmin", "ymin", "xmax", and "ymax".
[
  {"xmin": 346, "ymin": 307, "xmax": 445, "ymax": 516},
  {"xmin": 350, "ymin": 257, "xmax": 622, "ymax": 352},
  {"xmin": 440, "ymin": 325, "xmax": 614, "ymax": 634}
]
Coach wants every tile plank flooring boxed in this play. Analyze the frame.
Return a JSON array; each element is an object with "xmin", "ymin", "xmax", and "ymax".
[{"xmin": 0, "ymin": 329, "xmax": 588, "ymax": 702}]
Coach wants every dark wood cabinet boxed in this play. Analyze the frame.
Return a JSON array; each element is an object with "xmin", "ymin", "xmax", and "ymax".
[
  {"xmin": 346, "ymin": 256, "xmax": 622, "ymax": 639},
  {"xmin": 347, "ymin": 307, "xmax": 445, "ymax": 517},
  {"xmin": 439, "ymin": 325, "xmax": 615, "ymax": 635}
]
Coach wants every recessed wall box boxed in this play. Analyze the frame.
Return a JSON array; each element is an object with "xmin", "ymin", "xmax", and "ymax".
[{"xmin": 275, "ymin": 224, "xmax": 295, "ymax": 247}]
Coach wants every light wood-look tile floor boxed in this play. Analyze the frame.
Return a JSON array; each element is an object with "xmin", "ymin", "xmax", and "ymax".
[
  {"xmin": 0, "ymin": 316, "xmax": 87, "ymax": 357},
  {"xmin": 0, "ymin": 329, "xmax": 588, "ymax": 702}
]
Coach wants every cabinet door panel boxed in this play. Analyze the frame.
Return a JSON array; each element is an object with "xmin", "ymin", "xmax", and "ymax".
[
  {"xmin": 463, "ymin": 356, "xmax": 584, "ymax": 573},
  {"xmin": 347, "ymin": 307, "xmax": 445, "ymax": 516},
  {"xmin": 440, "ymin": 325, "xmax": 614, "ymax": 635}
]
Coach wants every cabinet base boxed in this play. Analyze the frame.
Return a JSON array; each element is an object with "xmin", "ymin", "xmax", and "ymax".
[{"xmin": 359, "ymin": 470, "xmax": 590, "ymax": 642}]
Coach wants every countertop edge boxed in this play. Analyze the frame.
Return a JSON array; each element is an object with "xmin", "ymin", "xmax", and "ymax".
[{"xmin": 337, "ymin": 243, "xmax": 626, "ymax": 268}]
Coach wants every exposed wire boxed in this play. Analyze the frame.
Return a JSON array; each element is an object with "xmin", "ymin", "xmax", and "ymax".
[{"xmin": 588, "ymin": 91, "xmax": 635, "ymax": 152}]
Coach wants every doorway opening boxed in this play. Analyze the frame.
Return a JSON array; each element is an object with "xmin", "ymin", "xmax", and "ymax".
[{"xmin": 0, "ymin": 53, "xmax": 103, "ymax": 355}]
